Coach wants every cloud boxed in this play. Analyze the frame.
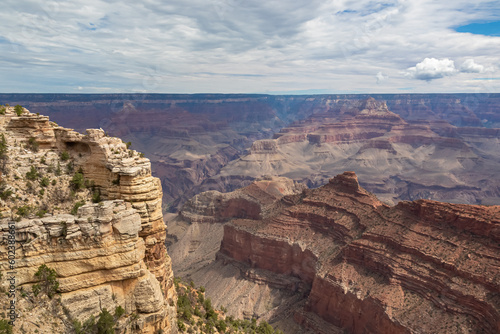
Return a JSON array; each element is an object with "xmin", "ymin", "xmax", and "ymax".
[
  {"xmin": 404, "ymin": 58, "xmax": 457, "ymax": 81},
  {"xmin": 376, "ymin": 71, "xmax": 388, "ymax": 84},
  {"xmin": 0, "ymin": 1, "xmax": 500, "ymax": 93},
  {"xmin": 459, "ymin": 59, "xmax": 485, "ymax": 73}
]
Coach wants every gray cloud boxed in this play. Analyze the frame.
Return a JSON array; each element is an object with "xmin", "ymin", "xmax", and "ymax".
[
  {"xmin": 376, "ymin": 71, "xmax": 388, "ymax": 84},
  {"xmin": 0, "ymin": 0, "xmax": 499, "ymax": 93},
  {"xmin": 460, "ymin": 59, "xmax": 485, "ymax": 73}
]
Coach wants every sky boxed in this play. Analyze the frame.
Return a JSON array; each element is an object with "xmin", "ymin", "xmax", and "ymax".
[{"xmin": 0, "ymin": 0, "xmax": 500, "ymax": 94}]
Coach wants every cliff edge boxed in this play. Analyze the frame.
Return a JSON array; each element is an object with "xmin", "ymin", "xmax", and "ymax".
[{"xmin": 0, "ymin": 106, "xmax": 177, "ymax": 333}]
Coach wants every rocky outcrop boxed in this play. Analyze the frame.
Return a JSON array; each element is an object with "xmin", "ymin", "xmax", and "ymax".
[
  {"xmin": 180, "ymin": 176, "xmax": 306, "ymax": 223},
  {"xmin": 166, "ymin": 176, "xmax": 306, "ymax": 318},
  {"xmin": 0, "ymin": 107, "xmax": 176, "ymax": 333},
  {"xmin": 219, "ymin": 172, "xmax": 500, "ymax": 333}
]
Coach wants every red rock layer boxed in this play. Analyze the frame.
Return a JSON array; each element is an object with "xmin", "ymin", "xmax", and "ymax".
[{"xmin": 219, "ymin": 172, "xmax": 500, "ymax": 333}]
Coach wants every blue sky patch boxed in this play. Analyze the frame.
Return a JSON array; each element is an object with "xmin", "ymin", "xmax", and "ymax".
[{"xmin": 455, "ymin": 20, "xmax": 500, "ymax": 36}]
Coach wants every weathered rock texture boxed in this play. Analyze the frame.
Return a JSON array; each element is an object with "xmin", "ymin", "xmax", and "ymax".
[
  {"xmin": 0, "ymin": 107, "xmax": 176, "ymax": 333},
  {"xmin": 217, "ymin": 98, "xmax": 500, "ymax": 206},
  {"xmin": 6, "ymin": 93, "xmax": 499, "ymax": 210},
  {"xmin": 168, "ymin": 176, "xmax": 306, "ymax": 277},
  {"xmin": 166, "ymin": 177, "xmax": 307, "ymax": 330},
  {"xmin": 219, "ymin": 172, "xmax": 500, "ymax": 333}
]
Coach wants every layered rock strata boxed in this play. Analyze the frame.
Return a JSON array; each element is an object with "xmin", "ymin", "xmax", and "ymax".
[
  {"xmin": 219, "ymin": 172, "xmax": 500, "ymax": 333},
  {"xmin": 0, "ymin": 107, "xmax": 176, "ymax": 333},
  {"xmin": 166, "ymin": 177, "xmax": 307, "ymax": 327},
  {"xmin": 216, "ymin": 98, "xmax": 500, "ymax": 205},
  {"xmin": 168, "ymin": 176, "xmax": 306, "ymax": 276},
  {"xmin": 4, "ymin": 93, "xmax": 500, "ymax": 209}
]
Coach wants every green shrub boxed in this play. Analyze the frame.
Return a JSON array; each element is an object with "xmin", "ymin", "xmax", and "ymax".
[
  {"xmin": 70, "ymin": 172, "xmax": 85, "ymax": 190},
  {"xmin": 177, "ymin": 321, "xmax": 186, "ymax": 331},
  {"xmin": 36, "ymin": 209, "xmax": 47, "ymax": 218},
  {"xmin": 216, "ymin": 319, "xmax": 227, "ymax": 332},
  {"xmin": 40, "ymin": 177, "xmax": 49, "ymax": 187},
  {"xmin": 0, "ymin": 107, "xmax": 5, "ymax": 115},
  {"xmin": 16, "ymin": 205, "xmax": 31, "ymax": 217},
  {"xmin": 71, "ymin": 200, "xmax": 85, "ymax": 215},
  {"xmin": 55, "ymin": 162, "xmax": 62, "ymax": 176},
  {"xmin": 66, "ymin": 161, "xmax": 74, "ymax": 173},
  {"xmin": 32, "ymin": 264, "xmax": 59, "ymax": 298},
  {"xmin": 74, "ymin": 316, "xmax": 96, "ymax": 334},
  {"xmin": 96, "ymin": 308, "xmax": 114, "ymax": 334},
  {"xmin": 193, "ymin": 306, "xmax": 203, "ymax": 318},
  {"xmin": 114, "ymin": 305, "xmax": 125, "ymax": 318},
  {"xmin": 14, "ymin": 105, "xmax": 23, "ymax": 116},
  {"xmin": 60, "ymin": 151, "xmax": 70, "ymax": 161},
  {"xmin": 0, "ymin": 134, "xmax": 6, "ymax": 157},
  {"xmin": 26, "ymin": 166, "xmax": 39, "ymax": 180},
  {"xmin": 0, "ymin": 187, "xmax": 12, "ymax": 200},
  {"xmin": 28, "ymin": 137, "xmax": 39, "ymax": 152},
  {"xmin": 0, "ymin": 319, "xmax": 13, "ymax": 334},
  {"xmin": 92, "ymin": 190, "xmax": 101, "ymax": 203}
]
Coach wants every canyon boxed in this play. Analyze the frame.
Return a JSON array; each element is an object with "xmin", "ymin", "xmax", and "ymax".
[
  {"xmin": 216, "ymin": 97, "xmax": 500, "ymax": 206},
  {"xmin": 172, "ymin": 171, "xmax": 500, "ymax": 333},
  {"xmin": 1, "ymin": 94, "xmax": 500, "ymax": 333},
  {"xmin": 0, "ymin": 106, "xmax": 176, "ymax": 333},
  {"xmin": 2, "ymin": 93, "xmax": 500, "ymax": 210}
]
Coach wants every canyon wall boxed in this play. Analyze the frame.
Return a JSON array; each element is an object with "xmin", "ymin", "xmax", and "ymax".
[
  {"xmin": 2, "ymin": 93, "xmax": 499, "ymax": 210},
  {"xmin": 216, "ymin": 98, "xmax": 500, "ymax": 206},
  {"xmin": 219, "ymin": 172, "xmax": 500, "ymax": 333},
  {"xmin": 0, "ymin": 107, "xmax": 176, "ymax": 333}
]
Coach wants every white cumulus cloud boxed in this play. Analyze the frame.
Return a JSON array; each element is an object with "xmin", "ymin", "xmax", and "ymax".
[
  {"xmin": 459, "ymin": 59, "xmax": 485, "ymax": 73},
  {"xmin": 404, "ymin": 58, "xmax": 457, "ymax": 81}
]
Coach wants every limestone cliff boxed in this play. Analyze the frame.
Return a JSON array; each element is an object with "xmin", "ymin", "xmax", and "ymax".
[
  {"xmin": 0, "ymin": 106, "xmax": 176, "ymax": 333},
  {"xmin": 219, "ymin": 172, "xmax": 500, "ymax": 333}
]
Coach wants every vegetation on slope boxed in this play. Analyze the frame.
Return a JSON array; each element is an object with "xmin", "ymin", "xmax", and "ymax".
[{"xmin": 175, "ymin": 278, "xmax": 284, "ymax": 334}]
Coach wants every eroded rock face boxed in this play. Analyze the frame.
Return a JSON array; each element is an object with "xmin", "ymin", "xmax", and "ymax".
[
  {"xmin": 0, "ymin": 108, "xmax": 176, "ymax": 333},
  {"xmin": 219, "ymin": 172, "xmax": 500, "ymax": 333},
  {"xmin": 216, "ymin": 98, "xmax": 500, "ymax": 205},
  {"xmin": 167, "ymin": 176, "xmax": 306, "ymax": 290},
  {"xmin": 4, "ymin": 93, "xmax": 500, "ymax": 210}
]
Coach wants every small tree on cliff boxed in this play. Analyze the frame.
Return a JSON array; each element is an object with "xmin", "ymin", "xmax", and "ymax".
[
  {"xmin": 96, "ymin": 308, "xmax": 115, "ymax": 334},
  {"xmin": 32, "ymin": 264, "xmax": 59, "ymax": 298},
  {"xmin": 14, "ymin": 105, "xmax": 23, "ymax": 116}
]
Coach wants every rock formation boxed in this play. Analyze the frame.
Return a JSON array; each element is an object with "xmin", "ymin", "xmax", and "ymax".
[
  {"xmin": 166, "ymin": 177, "xmax": 307, "ymax": 330},
  {"xmin": 168, "ymin": 176, "xmax": 305, "ymax": 276},
  {"xmin": 218, "ymin": 171, "xmax": 500, "ymax": 333},
  {"xmin": 215, "ymin": 97, "xmax": 500, "ymax": 206},
  {"xmin": 0, "ymin": 106, "xmax": 176, "ymax": 333},
  {"xmin": 3, "ymin": 93, "xmax": 500, "ymax": 210}
]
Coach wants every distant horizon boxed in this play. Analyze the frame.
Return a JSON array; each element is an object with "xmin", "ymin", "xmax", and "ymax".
[{"xmin": 1, "ymin": 92, "xmax": 499, "ymax": 96}]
